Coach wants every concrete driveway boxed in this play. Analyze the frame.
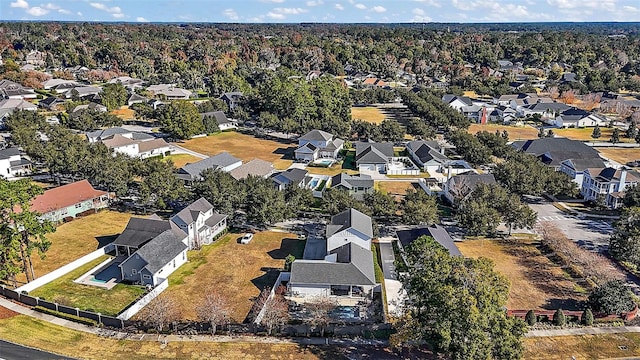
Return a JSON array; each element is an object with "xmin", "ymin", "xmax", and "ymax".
[{"xmin": 377, "ymin": 237, "xmax": 405, "ymax": 316}]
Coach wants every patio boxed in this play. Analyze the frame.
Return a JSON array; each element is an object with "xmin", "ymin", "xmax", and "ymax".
[
  {"xmin": 386, "ymin": 157, "xmax": 419, "ymax": 175},
  {"xmin": 73, "ymin": 257, "xmax": 123, "ymax": 290}
]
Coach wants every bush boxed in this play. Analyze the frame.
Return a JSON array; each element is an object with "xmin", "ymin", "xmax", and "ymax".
[
  {"xmin": 553, "ymin": 308, "xmax": 566, "ymax": 326},
  {"xmin": 589, "ymin": 280, "xmax": 636, "ymax": 315},
  {"xmin": 34, "ymin": 306, "xmax": 97, "ymax": 327},
  {"xmin": 582, "ymin": 308, "xmax": 594, "ymax": 326},
  {"xmin": 525, "ymin": 310, "xmax": 537, "ymax": 326}
]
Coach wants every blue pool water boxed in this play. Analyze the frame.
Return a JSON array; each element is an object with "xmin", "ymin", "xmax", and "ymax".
[
  {"xmin": 330, "ymin": 306, "xmax": 359, "ymax": 320},
  {"xmin": 309, "ymin": 178, "xmax": 319, "ymax": 188},
  {"xmin": 315, "ymin": 159, "xmax": 334, "ymax": 166},
  {"xmin": 90, "ymin": 276, "xmax": 107, "ymax": 283}
]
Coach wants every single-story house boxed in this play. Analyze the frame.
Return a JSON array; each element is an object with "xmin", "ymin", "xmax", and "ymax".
[
  {"xmin": 329, "ymin": 173, "xmax": 374, "ymax": 200},
  {"xmin": 72, "ymin": 102, "xmax": 107, "ymax": 113},
  {"xmin": 511, "ymin": 138, "xmax": 603, "ymax": 171},
  {"xmin": 109, "ymin": 76, "xmax": 145, "ymax": 90},
  {"xmin": 0, "ymin": 147, "xmax": 32, "ymax": 179},
  {"xmin": 271, "ymin": 168, "xmax": 309, "ymax": 190},
  {"xmin": 355, "ymin": 142, "xmax": 394, "ymax": 173},
  {"xmin": 200, "ymin": 111, "xmax": 237, "ymax": 131},
  {"xmin": 395, "ymin": 224, "xmax": 461, "ymax": 257},
  {"xmin": 444, "ymin": 171, "xmax": 497, "ymax": 206},
  {"xmin": 147, "ymin": 84, "xmax": 192, "ymax": 100},
  {"xmin": 552, "ymin": 108, "xmax": 608, "ymax": 128},
  {"xmin": 127, "ymin": 93, "xmax": 148, "ymax": 106},
  {"xmin": 176, "ymin": 152, "xmax": 242, "ymax": 183},
  {"xmin": 442, "ymin": 94, "xmax": 473, "ymax": 111},
  {"xmin": 228, "ymin": 159, "xmax": 275, "ymax": 181},
  {"xmin": 0, "ymin": 79, "xmax": 36, "ymax": 99},
  {"xmin": 64, "ymin": 86, "xmax": 102, "ymax": 99},
  {"xmin": 30, "ymin": 180, "xmax": 109, "ymax": 223},
  {"xmin": 295, "ymin": 129, "xmax": 344, "ymax": 161},
  {"xmin": 42, "ymin": 79, "xmax": 79, "ymax": 91},
  {"xmin": 101, "ymin": 133, "xmax": 172, "ymax": 159},
  {"xmin": 38, "ymin": 96, "xmax": 66, "ymax": 111}
]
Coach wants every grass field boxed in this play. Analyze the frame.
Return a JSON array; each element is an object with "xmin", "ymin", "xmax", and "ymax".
[
  {"xmin": 110, "ymin": 107, "xmax": 135, "ymax": 120},
  {"xmin": 159, "ymin": 231, "xmax": 305, "ymax": 322},
  {"xmin": 164, "ymin": 153, "xmax": 202, "ymax": 168},
  {"xmin": 0, "ymin": 315, "xmax": 343, "ymax": 360},
  {"xmin": 524, "ymin": 333, "xmax": 640, "ymax": 360},
  {"xmin": 351, "ymin": 106, "xmax": 386, "ymax": 124},
  {"xmin": 306, "ymin": 166, "xmax": 359, "ymax": 176},
  {"xmin": 376, "ymin": 181, "xmax": 417, "ymax": 196},
  {"xmin": 457, "ymin": 239, "xmax": 586, "ymax": 310},
  {"xmin": 20, "ymin": 211, "xmax": 136, "ymax": 283},
  {"xmin": 179, "ymin": 132, "xmax": 294, "ymax": 170},
  {"xmin": 596, "ymin": 147, "xmax": 640, "ymax": 165},
  {"xmin": 467, "ymin": 123, "xmax": 539, "ymax": 140},
  {"xmin": 555, "ymin": 127, "xmax": 632, "ymax": 143},
  {"xmin": 30, "ymin": 256, "xmax": 146, "ymax": 316}
]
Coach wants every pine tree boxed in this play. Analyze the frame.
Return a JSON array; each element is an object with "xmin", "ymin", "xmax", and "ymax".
[
  {"xmin": 525, "ymin": 310, "xmax": 537, "ymax": 326},
  {"xmin": 553, "ymin": 308, "xmax": 566, "ymax": 326},
  {"xmin": 582, "ymin": 308, "xmax": 594, "ymax": 326},
  {"xmin": 591, "ymin": 125, "xmax": 601, "ymax": 140}
]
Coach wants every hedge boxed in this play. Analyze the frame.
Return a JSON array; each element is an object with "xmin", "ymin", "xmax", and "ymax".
[{"xmin": 34, "ymin": 306, "xmax": 98, "ymax": 327}]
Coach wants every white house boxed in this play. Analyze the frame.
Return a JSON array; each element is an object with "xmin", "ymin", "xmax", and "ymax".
[
  {"xmin": 100, "ymin": 133, "xmax": 173, "ymax": 159},
  {"xmin": 581, "ymin": 167, "xmax": 640, "ymax": 208},
  {"xmin": 169, "ymin": 197, "xmax": 228, "ymax": 250},
  {"xmin": 295, "ymin": 130, "xmax": 344, "ymax": 162},
  {"xmin": 0, "ymin": 147, "xmax": 31, "ymax": 179},
  {"xmin": 405, "ymin": 140, "xmax": 448, "ymax": 173},
  {"xmin": 552, "ymin": 109, "xmax": 608, "ymax": 128}
]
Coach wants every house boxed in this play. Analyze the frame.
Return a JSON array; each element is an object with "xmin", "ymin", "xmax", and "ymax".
[
  {"xmin": 101, "ymin": 133, "xmax": 172, "ymax": 159},
  {"xmin": 176, "ymin": 152, "xmax": 242, "ymax": 183},
  {"xmin": 512, "ymin": 138, "xmax": 603, "ymax": 171},
  {"xmin": 559, "ymin": 158, "xmax": 607, "ymax": 185},
  {"xmin": 72, "ymin": 103, "xmax": 108, "ymax": 113},
  {"xmin": 30, "ymin": 180, "xmax": 109, "ymax": 223},
  {"xmin": 442, "ymin": 94, "xmax": 473, "ymax": 111},
  {"xmin": 64, "ymin": 86, "xmax": 102, "ymax": 99},
  {"xmin": 355, "ymin": 142, "xmax": 394, "ymax": 172},
  {"xmin": 444, "ymin": 171, "xmax": 497, "ymax": 206},
  {"xmin": 220, "ymin": 92, "xmax": 243, "ymax": 110},
  {"xmin": 25, "ymin": 50, "xmax": 45, "ymax": 67},
  {"xmin": 147, "ymin": 99, "xmax": 165, "ymax": 110},
  {"xmin": 0, "ymin": 98, "xmax": 38, "ymax": 126},
  {"xmin": 362, "ymin": 77, "xmax": 388, "ymax": 88},
  {"xmin": 295, "ymin": 129, "xmax": 344, "ymax": 161},
  {"xmin": 272, "ymin": 168, "xmax": 309, "ymax": 190},
  {"xmin": 86, "ymin": 127, "xmax": 133, "ymax": 143},
  {"xmin": 38, "ymin": 96, "xmax": 66, "ymax": 111},
  {"xmin": 108, "ymin": 76, "xmax": 145, "ymax": 90},
  {"xmin": 0, "ymin": 147, "xmax": 31, "ymax": 179},
  {"xmin": 0, "ymin": 80, "xmax": 37, "ymax": 99},
  {"xmin": 289, "ymin": 208, "xmax": 376, "ymax": 299},
  {"xmin": 406, "ymin": 140, "xmax": 449, "ymax": 173},
  {"xmin": 200, "ymin": 111, "xmax": 237, "ymax": 131},
  {"xmin": 51, "ymin": 82, "xmax": 81, "ymax": 94},
  {"xmin": 147, "ymin": 84, "xmax": 192, "ymax": 100},
  {"xmin": 228, "ymin": 159, "xmax": 275, "ymax": 181},
  {"xmin": 114, "ymin": 197, "xmax": 227, "ymax": 286},
  {"xmin": 42, "ymin": 79, "xmax": 79, "ymax": 91},
  {"xmin": 581, "ymin": 167, "xmax": 640, "ymax": 208},
  {"xmin": 127, "ymin": 93, "xmax": 148, "ymax": 106},
  {"xmin": 552, "ymin": 108, "xmax": 608, "ymax": 128},
  {"xmin": 519, "ymin": 102, "xmax": 571, "ymax": 120},
  {"xmin": 329, "ymin": 173, "xmax": 374, "ymax": 200},
  {"xmin": 395, "ymin": 225, "xmax": 461, "ymax": 257}
]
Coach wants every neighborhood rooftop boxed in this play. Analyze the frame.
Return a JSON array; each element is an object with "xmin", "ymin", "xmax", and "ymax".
[{"xmin": 30, "ymin": 180, "xmax": 107, "ymax": 214}]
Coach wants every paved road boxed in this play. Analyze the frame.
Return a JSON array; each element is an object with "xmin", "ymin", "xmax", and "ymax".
[
  {"xmin": 0, "ymin": 339, "xmax": 74, "ymax": 360},
  {"xmin": 377, "ymin": 238, "xmax": 405, "ymax": 316}
]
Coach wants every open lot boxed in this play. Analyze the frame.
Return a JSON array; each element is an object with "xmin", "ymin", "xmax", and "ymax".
[
  {"xmin": 164, "ymin": 153, "xmax": 202, "ymax": 168},
  {"xmin": 160, "ymin": 231, "xmax": 305, "ymax": 322},
  {"xmin": 306, "ymin": 166, "xmax": 358, "ymax": 176},
  {"xmin": 457, "ymin": 239, "xmax": 586, "ymax": 310},
  {"xmin": 179, "ymin": 132, "xmax": 295, "ymax": 170},
  {"xmin": 555, "ymin": 127, "xmax": 632, "ymax": 143},
  {"xmin": 30, "ymin": 256, "xmax": 146, "ymax": 316},
  {"xmin": 20, "ymin": 210, "xmax": 137, "ymax": 283},
  {"xmin": 467, "ymin": 123, "xmax": 539, "ymax": 140},
  {"xmin": 597, "ymin": 147, "xmax": 640, "ymax": 165},
  {"xmin": 110, "ymin": 107, "xmax": 136, "ymax": 120},
  {"xmin": 351, "ymin": 106, "xmax": 386, "ymax": 124},
  {"xmin": 376, "ymin": 181, "xmax": 417, "ymax": 196},
  {"xmin": 524, "ymin": 333, "xmax": 640, "ymax": 360}
]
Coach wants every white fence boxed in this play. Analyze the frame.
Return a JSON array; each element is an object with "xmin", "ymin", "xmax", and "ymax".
[
  {"xmin": 16, "ymin": 244, "xmax": 114, "ymax": 294},
  {"xmin": 254, "ymin": 272, "xmax": 290, "ymax": 324},
  {"xmin": 117, "ymin": 278, "xmax": 169, "ymax": 320}
]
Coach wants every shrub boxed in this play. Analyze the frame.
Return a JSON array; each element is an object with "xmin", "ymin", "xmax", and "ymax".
[
  {"xmin": 34, "ymin": 306, "xmax": 97, "ymax": 327},
  {"xmin": 582, "ymin": 308, "xmax": 594, "ymax": 326},
  {"xmin": 589, "ymin": 280, "xmax": 636, "ymax": 314},
  {"xmin": 525, "ymin": 310, "xmax": 537, "ymax": 326},
  {"xmin": 553, "ymin": 309, "xmax": 566, "ymax": 326}
]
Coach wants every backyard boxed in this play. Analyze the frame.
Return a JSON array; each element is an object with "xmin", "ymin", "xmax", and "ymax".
[
  {"xmin": 179, "ymin": 132, "xmax": 295, "ymax": 170},
  {"xmin": 597, "ymin": 147, "xmax": 640, "ymax": 165},
  {"xmin": 467, "ymin": 123, "xmax": 539, "ymax": 140},
  {"xmin": 376, "ymin": 181, "xmax": 417, "ymax": 196},
  {"xmin": 351, "ymin": 106, "xmax": 386, "ymax": 124},
  {"xmin": 159, "ymin": 231, "xmax": 305, "ymax": 322},
  {"xmin": 29, "ymin": 256, "xmax": 146, "ymax": 316},
  {"xmin": 457, "ymin": 238, "xmax": 587, "ymax": 310},
  {"xmin": 555, "ymin": 127, "xmax": 632, "ymax": 143},
  {"xmin": 19, "ymin": 210, "xmax": 137, "ymax": 283},
  {"xmin": 164, "ymin": 153, "xmax": 202, "ymax": 168}
]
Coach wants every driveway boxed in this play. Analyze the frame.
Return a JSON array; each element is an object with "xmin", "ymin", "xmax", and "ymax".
[{"xmin": 377, "ymin": 237, "xmax": 405, "ymax": 316}]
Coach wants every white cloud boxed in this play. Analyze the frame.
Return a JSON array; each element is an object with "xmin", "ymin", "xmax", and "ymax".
[
  {"xmin": 223, "ymin": 8, "xmax": 239, "ymax": 20},
  {"xmin": 547, "ymin": 0, "xmax": 616, "ymax": 10},
  {"xmin": 306, "ymin": 0, "xmax": 324, "ymax": 6},
  {"xmin": 266, "ymin": 11, "xmax": 286, "ymax": 19},
  {"xmin": 411, "ymin": 7, "xmax": 432, "ymax": 21},
  {"xmin": 26, "ymin": 6, "xmax": 48, "ymax": 16},
  {"xmin": 413, "ymin": 8, "xmax": 425, "ymax": 15},
  {"xmin": 89, "ymin": 2, "xmax": 124, "ymax": 18},
  {"xmin": 414, "ymin": 0, "xmax": 441, "ymax": 7},
  {"xmin": 272, "ymin": 7, "xmax": 308, "ymax": 15},
  {"xmin": 112, "ymin": 13, "xmax": 125, "ymax": 18},
  {"xmin": 58, "ymin": 9, "xmax": 71, "ymax": 14},
  {"xmin": 335, "ymin": 3, "xmax": 344, "ymax": 10},
  {"xmin": 371, "ymin": 5, "xmax": 386, "ymax": 12},
  {"xmin": 43, "ymin": 3, "xmax": 59, "ymax": 10},
  {"xmin": 10, "ymin": 0, "xmax": 29, "ymax": 9},
  {"xmin": 136, "ymin": 17, "xmax": 149, "ymax": 22},
  {"xmin": 77, "ymin": 11, "xmax": 83, "ymax": 16},
  {"xmin": 354, "ymin": 3, "xmax": 366, "ymax": 9}
]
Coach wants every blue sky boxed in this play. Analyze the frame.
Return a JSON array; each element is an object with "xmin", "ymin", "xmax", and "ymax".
[{"xmin": 3, "ymin": 0, "xmax": 640, "ymax": 23}]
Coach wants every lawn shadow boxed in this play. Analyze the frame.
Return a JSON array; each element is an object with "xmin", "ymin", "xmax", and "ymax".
[
  {"xmin": 96, "ymin": 234, "xmax": 119, "ymax": 249},
  {"xmin": 544, "ymin": 297, "xmax": 585, "ymax": 310},
  {"xmin": 250, "ymin": 267, "xmax": 281, "ymax": 292},
  {"xmin": 267, "ymin": 238, "xmax": 305, "ymax": 260}
]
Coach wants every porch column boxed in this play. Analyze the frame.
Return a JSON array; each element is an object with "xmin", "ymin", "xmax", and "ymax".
[{"xmin": 349, "ymin": 286, "xmax": 353, "ymax": 297}]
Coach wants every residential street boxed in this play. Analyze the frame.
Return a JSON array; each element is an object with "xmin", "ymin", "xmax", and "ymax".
[{"xmin": 0, "ymin": 339, "xmax": 74, "ymax": 360}]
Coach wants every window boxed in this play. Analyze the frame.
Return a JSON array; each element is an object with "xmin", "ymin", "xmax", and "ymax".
[
  {"xmin": 142, "ymin": 275, "xmax": 151, "ymax": 280},
  {"xmin": 182, "ymin": 252, "xmax": 186, "ymax": 260},
  {"xmin": 75, "ymin": 203, "xmax": 82, "ymax": 209},
  {"xmin": 132, "ymin": 269, "xmax": 137, "ymax": 275},
  {"xmin": 173, "ymin": 259, "xmax": 176, "ymax": 268}
]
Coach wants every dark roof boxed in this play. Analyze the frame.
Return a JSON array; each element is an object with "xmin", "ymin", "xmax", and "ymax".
[
  {"xmin": 300, "ymin": 129, "xmax": 333, "ymax": 142},
  {"xmin": 172, "ymin": 197, "xmax": 214, "ymax": 225},
  {"xmin": 229, "ymin": 159, "xmax": 274, "ymax": 180},
  {"xmin": 396, "ymin": 225, "xmax": 461, "ymax": 256},
  {"xmin": 200, "ymin": 111, "xmax": 232, "ymax": 126},
  {"xmin": 112, "ymin": 217, "xmax": 172, "ymax": 248},
  {"xmin": 512, "ymin": 138, "xmax": 601, "ymax": 167},
  {"xmin": 355, "ymin": 142, "xmax": 394, "ymax": 164},
  {"xmin": 85, "ymin": 127, "xmax": 130, "ymax": 141},
  {"xmin": 178, "ymin": 152, "xmax": 241, "ymax": 178},
  {"xmin": 522, "ymin": 102, "xmax": 572, "ymax": 113},
  {"xmin": 562, "ymin": 158, "xmax": 606, "ymax": 171},
  {"xmin": 330, "ymin": 173, "xmax": 374, "ymax": 190},
  {"xmin": 135, "ymin": 229, "xmax": 187, "ymax": 274},
  {"xmin": 205, "ymin": 213, "xmax": 228, "ymax": 226},
  {"xmin": 0, "ymin": 147, "xmax": 20, "ymax": 160},
  {"xmin": 272, "ymin": 168, "xmax": 308, "ymax": 186},
  {"xmin": 442, "ymin": 94, "xmax": 472, "ymax": 106},
  {"xmin": 326, "ymin": 208, "xmax": 374, "ymax": 239},
  {"xmin": 407, "ymin": 140, "xmax": 448, "ymax": 164},
  {"xmin": 127, "ymin": 93, "xmax": 147, "ymax": 103},
  {"xmin": 38, "ymin": 96, "xmax": 64, "ymax": 108}
]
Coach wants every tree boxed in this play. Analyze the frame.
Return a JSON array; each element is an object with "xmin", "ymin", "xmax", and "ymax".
[
  {"xmin": 364, "ymin": 190, "xmax": 396, "ymax": 219},
  {"xmin": 611, "ymin": 128, "xmax": 620, "ymax": 144},
  {"xmin": 306, "ymin": 296, "xmax": 337, "ymax": 337},
  {"xmin": 625, "ymin": 120, "xmax": 637, "ymax": 139},
  {"xmin": 393, "ymin": 236, "xmax": 526, "ymax": 359},
  {"xmin": 159, "ymin": 100, "xmax": 204, "ymax": 139},
  {"xmin": 192, "ymin": 169, "xmax": 246, "ymax": 216},
  {"xmin": 242, "ymin": 175, "xmax": 288, "ymax": 226},
  {"xmin": 401, "ymin": 189, "xmax": 438, "ymax": 225},
  {"xmin": 582, "ymin": 308, "xmax": 594, "ymax": 326},
  {"xmin": 525, "ymin": 310, "xmax": 537, "ymax": 326},
  {"xmin": 139, "ymin": 294, "xmax": 181, "ymax": 332},
  {"xmin": 196, "ymin": 291, "xmax": 230, "ymax": 334},
  {"xmin": 322, "ymin": 188, "xmax": 370, "ymax": 216},
  {"xmin": 623, "ymin": 185, "xmax": 640, "ymax": 207},
  {"xmin": 101, "ymin": 83, "xmax": 128, "ymax": 111},
  {"xmin": 609, "ymin": 207, "xmax": 640, "ymax": 269},
  {"xmin": 255, "ymin": 287, "xmax": 289, "ymax": 335},
  {"xmin": 588, "ymin": 280, "xmax": 636, "ymax": 314},
  {"xmin": 284, "ymin": 254, "xmax": 295, "ymax": 272},
  {"xmin": 138, "ymin": 158, "xmax": 188, "ymax": 209},
  {"xmin": 379, "ymin": 119, "xmax": 405, "ymax": 142},
  {"xmin": 553, "ymin": 309, "xmax": 566, "ymax": 326},
  {"xmin": 202, "ymin": 114, "xmax": 220, "ymax": 134},
  {"xmin": 591, "ymin": 125, "xmax": 601, "ymax": 141}
]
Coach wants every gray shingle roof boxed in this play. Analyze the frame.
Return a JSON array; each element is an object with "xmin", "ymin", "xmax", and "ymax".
[
  {"xmin": 396, "ymin": 225, "xmax": 461, "ymax": 256},
  {"xmin": 172, "ymin": 197, "xmax": 214, "ymax": 225},
  {"xmin": 135, "ymin": 229, "xmax": 187, "ymax": 274},
  {"xmin": 200, "ymin": 111, "xmax": 232, "ymax": 126},
  {"xmin": 300, "ymin": 129, "xmax": 333, "ymax": 142},
  {"xmin": 272, "ymin": 168, "xmax": 308, "ymax": 186},
  {"xmin": 407, "ymin": 140, "xmax": 448, "ymax": 164},
  {"xmin": 512, "ymin": 138, "xmax": 602, "ymax": 167},
  {"xmin": 0, "ymin": 147, "xmax": 20, "ymax": 160},
  {"xmin": 112, "ymin": 217, "xmax": 172, "ymax": 248},
  {"xmin": 330, "ymin": 173, "xmax": 373, "ymax": 190},
  {"xmin": 562, "ymin": 158, "xmax": 606, "ymax": 171},
  {"xmin": 85, "ymin": 127, "xmax": 131, "ymax": 141},
  {"xmin": 229, "ymin": 159, "xmax": 274, "ymax": 180},
  {"xmin": 355, "ymin": 142, "xmax": 394, "ymax": 165},
  {"xmin": 289, "ymin": 243, "xmax": 376, "ymax": 286},
  {"xmin": 179, "ymin": 152, "xmax": 241, "ymax": 179},
  {"xmin": 326, "ymin": 208, "xmax": 373, "ymax": 240}
]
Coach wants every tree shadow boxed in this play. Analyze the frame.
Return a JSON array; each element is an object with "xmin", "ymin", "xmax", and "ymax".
[
  {"xmin": 250, "ymin": 267, "xmax": 281, "ymax": 292},
  {"xmin": 305, "ymin": 344, "xmax": 440, "ymax": 360},
  {"xmin": 273, "ymin": 146, "xmax": 297, "ymax": 160},
  {"xmin": 267, "ymin": 238, "xmax": 304, "ymax": 260},
  {"xmin": 96, "ymin": 234, "xmax": 119, "ymax": 249}
]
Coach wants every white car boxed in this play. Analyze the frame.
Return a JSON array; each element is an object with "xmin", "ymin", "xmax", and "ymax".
[{"xmin": 240, "ymin": 233, "xmax": 254, "ymax": 244}]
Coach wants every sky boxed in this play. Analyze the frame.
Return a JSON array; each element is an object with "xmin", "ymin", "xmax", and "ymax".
[{"xmin": 2, "ymin": 0, "xmax": 640, "ymax": 23}]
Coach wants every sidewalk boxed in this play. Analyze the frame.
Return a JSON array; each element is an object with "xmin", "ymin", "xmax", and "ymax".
[{"xmin": 526, "ymin": 326, "xmax": 640, "ymax": 337}]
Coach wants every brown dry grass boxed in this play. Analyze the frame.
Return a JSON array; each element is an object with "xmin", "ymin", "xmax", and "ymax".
[
  {"xmin": 457, "ymin": 239, "xmax": 586, "ymax": 310},
  {"xmin": 555, "ymin": 127, "xmax": 632, "ymax": 143},
  {"xmin": 179, "ymin": 132, "xmax": 295, "ymax": 170},
  {"xmin": 467, "ymin": 123, "xmax": 539, "ymax": 140},
  {"xmin": 377, "ymin": 181, "xmax": 417, "ymax": 196},
  {"xmin": 0, "ymin": 315, "xmax": 341, "ymax": 360},
  {"xmin": 164, "ymin": 153, "xmax": 202, "ymax": 168},
  {"xmin": 160, "ymin": 231, "xmax": 305, "ymax": 322},
  {"xmin": 18, "ymin": 211, "xmax": 137, "ymax": 283},
  {"xmin": 306, "ymin": 167, "xmax": 358, "ymax": 176},
  {"xmin": 524, "ymin": 333, "xmax": 640, "ymax": 360},
  {"xmin": 597, "ymin": 147, "xmax": 640, "ymax": 164},
  {"xmin": 0, "ymin": 305, "xmax": 17, "ymax": 319},
  {"xmin": 110, "ymin": 107, "xmax": 135, "ymax": 120},
  {"xmin": 351, "ymin": 106, "xmax": 386, "ymax": 124}
]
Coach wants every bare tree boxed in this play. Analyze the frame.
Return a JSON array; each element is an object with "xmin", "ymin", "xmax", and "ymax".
[
  {"xmin": 139, "ymin": 294, "xmax": 181, "ymax": 332},
  {"xmin": 560, "ymin": 89, "xmax": 577, "ymax": 104},
  {"xmin": 306, "ymin": 296, "xmax": 337, "ymax": 337},
  {"xmin": 255, "ymin": 287, "xmax": 289, "ymax": 335},
  {"xmin": 582, "ymin": 93, "xmax": 602, "ymax": 111},
  {"xmin": 196, "ymin": 291, "xmax": 230, "ymax": 335}
]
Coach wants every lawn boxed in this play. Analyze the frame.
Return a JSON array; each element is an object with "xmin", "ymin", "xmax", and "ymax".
[
  {"xmin": 457, "ymin": 239, "xmax": 587, "ymax": 310},
  {"xmin": 164, "ymin": 153, "xmax": 202, "ymax": 168},
  {"xmin": 110, "ymin": 107, "xmax": 135, "ymax": 120},
  {"xmin": 376, "ymin": 181, "xmax": 417, "ymax": 196},
  {"xmin": 179, "ymin": 132, "xmax": 295, "ymax": 170},
  {"xmin": 0, "ymin": 315, "xmax": 343, "ymax": 360},
  {"xmin": 306, "ymin": 166, "xmax": 358, "ymax": 176},
  {"xmin": 597, "ymin": 147, "xmax": 640, "ymax": 165},
  {"xmin": 524, "ymin": 333, "xmax": 640, "ymax": 360},
  {"xmin": 467, "ymin": 123, "xmax": 539, "ymax": 140},
  {"xmin": 30, "ymin": 256, "xmax": 146, "ymax": 316},
  {"xmin": 351, "ymin": 106, "xmax": 386, "ymax": 124},
  {"xmin": 20, "ymin": 210, "xmax": 137, "ymax": 282},
  {"xmin": 159, "ymin": 231, "xmax": 305, "ymax": 322},
  {"xmin": 555, "ymin": 127, "xmax": 631, "ymax": 143}
]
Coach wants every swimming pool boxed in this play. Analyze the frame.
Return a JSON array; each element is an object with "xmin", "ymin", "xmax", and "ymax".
[
  {"xmin": 330, "ymin": 306, "xmax": 360, "ymax": 320},
  {"xmin": 315, "ymin": 158, "xmax": 334, "ymax": 166},
  {"xmin": 90, "ymin": 276, "xmax": 107, "ymax": 284},
  {"xmin": 308, "ymin": 178, "xmax": 319, "ymax": 188}
]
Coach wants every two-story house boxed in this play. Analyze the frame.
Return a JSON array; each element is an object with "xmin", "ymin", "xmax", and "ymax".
[
  {"xmin": 0, "ymin": 147, "xmax": 31, "ymax": 179},
  {"xmin": 294, "ymin": 130, "xmax": 345, "ymax": 162},
  {"xmin": 169, "ymin": 197, "xmax": 228, "ymax": 250},
  {"xmin": 581, "ymin": 167, "xmax": 640, "ymax": 208}
]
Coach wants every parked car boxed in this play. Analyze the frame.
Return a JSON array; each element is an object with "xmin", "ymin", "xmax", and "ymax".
[{"xmin": 240, "ymin": 233, "xmax": 254, "ymax": 244}]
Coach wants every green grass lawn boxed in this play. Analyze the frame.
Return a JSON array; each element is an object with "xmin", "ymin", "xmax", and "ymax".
[{"xmin": 30, "ymin": 256, "xmax": 146, "ymax": 316}]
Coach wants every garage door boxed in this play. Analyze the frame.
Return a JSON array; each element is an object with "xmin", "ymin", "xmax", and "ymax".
[{"xmin": 359, "ymin": 164, "xmax": 375, "ymax": 172}]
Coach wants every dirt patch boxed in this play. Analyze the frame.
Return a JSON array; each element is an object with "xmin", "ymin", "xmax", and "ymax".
[{"xmin": 0, "ymin": 305, "xmax": 18, "ymax": 319}]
